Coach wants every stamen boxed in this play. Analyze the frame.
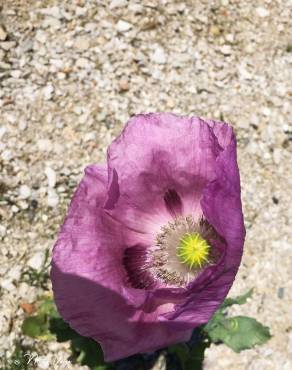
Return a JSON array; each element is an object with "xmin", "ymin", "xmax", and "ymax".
[
  {"xmin": 123, "ymin": 215, "xmax": 222, "ymax": 290},
  {"xmin": 150, "ymin": 216, "xmax": 219, "ymax": 287}
]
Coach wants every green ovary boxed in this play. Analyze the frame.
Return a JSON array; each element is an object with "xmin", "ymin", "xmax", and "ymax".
[{"xmin": 177, "ymin": 233, "xmax": 210, "ymax": 269}]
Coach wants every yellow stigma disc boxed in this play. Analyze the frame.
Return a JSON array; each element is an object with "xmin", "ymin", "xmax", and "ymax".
[{"xmin": 177, "ymin": 233, "xmax": 210, "ymax": 269}]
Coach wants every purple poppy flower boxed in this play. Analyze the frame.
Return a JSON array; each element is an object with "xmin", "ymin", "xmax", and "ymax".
[{"xmin": 51, "ymin": 113, "xmax": 245, "ymax": 361}]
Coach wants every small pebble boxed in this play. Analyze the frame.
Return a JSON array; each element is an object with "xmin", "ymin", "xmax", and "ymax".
[
  {"xmin": 0, "ymin": 41, "xmax": 16, "ymax": 50},
  {"xmin": 110, "ymin": 0, "xmax": 127, "ymax": 9},
  {"xmin": 256, "ymin": 7, "xmax": 270, "ymax": 18},
  {"xmin": 74, "ymin": 36, "xmax": 90, "ymax": 51},
  {"xmin": 39, "ymin": 6, "xmax": 63, "ymax": 19},
  {"xmin": 116, "ymin": 20, "xmax": 132, "ymax": 32},
  {"xmin": 209, "ymin": 25, "xmax": 221, "ymax": 36},
  {"xmin": 220, "ymin": 45, "xmax": 232, "ymax": 55},
  {"xmin": 35, "ymin": 30, "xmax": 48, "ymax": 44},
  {"xmin": 18, "ymin": 119, "xmax": 27, "ymax": 131},
  {"xmin": 45, "ymin": 167, "xmax": 56, "ymax": 188},
  {"xmin": 0, "ymin": 26, "xmax": 7, "ymax": 41},
  {"xmin": 37, "ymin": 356, "xmax": 50, "ymax": 369},
  {"xmin": 119, "ymin": 77, "xmax": 129, "ymax": 92},
  {"xmin": 272, "ymin": 148, "xmax": 281, "ymax": 164},
  {"xmin": 27, "ymin": 252, "xmax": 44, "ymax": 270},
  {"xmin": 151, "ymin": 47, "xmax": 167, "ymax": 64},
  {"xmin": 19, "ymin": 185, "xmax": 31, "ymax": 199},
  {"xmin": 1, "ymin": 279, "xmax": 15, "ymax": 291},
  {"xmin": 47, "ymin": 188, "xmax": 59, "ymax": 207},
  {"xmin": 0, "ymin": 126, "xmax": 7, "ymax": 140},
  {"xmin": 42, "ymin": 85, "xmax": 54, "ymax": 100},
  {"xmin": 37, "ymin": 139, "xmax": 52, "ymax": 152},
  {"xmin": 0, "ymin": 225, "xmax": 6, "ymax": 238},
  {"xmin": 8, "ymin": 266, "xmax": 21, "ymax": 281},
  {"xmin": 11, "ymin": 205, "xmax": 19, "ymax": 213},
  {"xmin": 76, "ymin": 57, "xmax": 89, "ymax": 68}
]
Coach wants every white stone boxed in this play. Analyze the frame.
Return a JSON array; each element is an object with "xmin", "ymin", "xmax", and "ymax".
[
  {"xmin": 225, "ymin": 33, "xmax": 235, "ymax": 43},
  {"xmin": 75, "ymin": 6, "xmax": 87, "ymax": 17},
  {"xmin": 238, "ymin": 64, "xmax": 252, "ymax": 80},
  {"xmin": 37, "ymin": 139, "xmax": 52, "ymax": 152},
  {"xmin": 84, "ymin": 132, "xmax": 96, "ymax": 142},
  {"xmin": 19, "ymin": 119, "xmax": 27, "ymax": 130},
  {"xmin": 39, "ymin": 6, "xmax": 62, "ymax": 19},
  {"xmin": 151, "ymin": 47, "xmax": 167, "ymax": 64},
  {"xmin": 10, "ymin": 70, "xmax": 22, "ymax": 78},
  {"xmin": 256, "ymin": 7, "xmax": 270, "ymax": 17},
  {"xmin": 57, "ymin": 72, "xmax": 66, "ymax": 80},
  {"xmin": 273, "ymin": 148, "xmax": 281, "ymax": 165},
  {"xmin": 238, "ymin": 119, "xmax": 249, "ymax": 129},
  {"xmin": 47, "ymin": 188, "xmax": 59, "ymax": 207},
  {"xmin": 73, "ymin": 106, "xmax": 83, "ymax": 115},
  {"xmin": 0, "ymin": 279, "xmax": 14, "ymax": 291},
  {"xmin": 76, "ymin": 57, "xmax": 89, "ymax": 68},
  {"xmin": 261, "ymin": 106, "xmax": 271, "ymax": 116},
  {"xmin": 27, "ymin": 252, "xmax": 44, "ymax": 270},
  {"xmin": 35, "ymin": 30, "xmax": 47, "ymax": 44},
  {"xmin": 0, "ymin": 225, "xmax": 6, "ymax": 238},
  {"xmin": 48, "ymin": 342, "xmax": 60, "ymax": 351},
  {"xmin": 19, "ymin": 185, "xmax": 31, "ymax": 199},
  {"xmin": 42, "ymin": 214, "xmax": 48, "ymax": 222},
  {"xmin": 36, "ymin": 356, "xmax": 50, "ymax": 369},
  {"xmin": 0, "ymin": 41, "xmax": 15, "ymax": 50},
  {"xmin": 74, "ymin": 36, "xmax": 90, "ymax": 51},
  {"xmin": 220, "ymin": 45, "xmax": 232, "ymax": 55},
  {"xmin": 0, "ymin": 61, "xmax": 11, "ymax": 69},
  {"xmin": 42, "ymin": 17, "xmax": 61, "ymax": 29},
  {"xmin": 1, "ymin": 149, "xmax": 12, "ymax": 161},
  {"xmin": 110, "ymin": 0, "xmax": 127, "ymax": 9},
  {"xmin": 8, "ymin": 266, "xmax": 21, "ymax": 281},
  {"xmin": 0, "ymin": 126, "xmax": 7, "ymax": 140},
  {"xmin": 11, "ymin": 205, "xmax": 19, "ymax": 213},
  {"xmin": 45, "ymin": 167, "xmax": 56, "ymax": 188},
  {"xmin": 42, "ymin": 85, "xmax": 54, "ymax": 100},
  {"xmin": 116, "ymin": 20, "xmax": 132, "ymax": 32},
  {"xmin": 0, "ymin": 27, "xmax": 7, "ymax": 41},
  {"xmin": 128, "ymin": 4, "xmax": 143, "ymax": 13}
]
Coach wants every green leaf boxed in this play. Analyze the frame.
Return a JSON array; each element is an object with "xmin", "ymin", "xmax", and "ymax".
[
  {"xmin": 49, "ymin": 317, "xmax": 80, "ymax": 342},
  {"xmin": 205, "ymin": 316, "xmax": 271, "ymax": 352},
  {"xmin": 71, "ymin": 337, "xmax": 110, "ymax": 369},
  {"xmin": 168, "ymin": 343, "xmax": 190, "ymax": 369},
  {"xmin": 21, "ymin": 315, "xmax": 49, "ymax": 338},
  {"xmin": 38, "ymin": 295, "xmax": 59, "ymax": 318},
  {"xmin": 221, "ymin": 289, "xmax": 253, "ymax": 309},
  {"xmin": 185, "ymin": 340, "xmax": 210, "ymax": 370},
  {"xmin": 169, "ymin": 334, "xmax": 210, "ymax": 370}
]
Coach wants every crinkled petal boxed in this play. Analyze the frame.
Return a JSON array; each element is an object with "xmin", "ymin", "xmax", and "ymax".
[
  {"xmin": 107, "ymin": 113, "xmax": 222, "ymax": 239},
  {"xmin": 51, "ymin": 164, "xmax": 192, "ymax": 361},
  {"xmin": 162, "ymin": 128, "xmax": 245, "ymax": 325}
]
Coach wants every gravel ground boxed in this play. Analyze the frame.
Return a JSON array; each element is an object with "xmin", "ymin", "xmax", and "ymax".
[{"xmin": 0, "ymin": 1, "xmax": 291, "ymax": 369}]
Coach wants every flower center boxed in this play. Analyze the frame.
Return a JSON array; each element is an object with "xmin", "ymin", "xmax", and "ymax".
[
  {"xmin": 123, "ymin": 216, "xmax": 223, "ymax": 290},
  {"xmin": 177, "ymin": 233, "xmax": 210, "ymax": 269}
]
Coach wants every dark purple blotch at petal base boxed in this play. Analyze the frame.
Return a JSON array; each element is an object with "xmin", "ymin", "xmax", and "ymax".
[
  {"xmin": 51, "ymin": 113, "xmax": 245, "ymax": 361},
  {"xmin": 164, "ymin": 188, "xmax": 183, "ymax": 218}
]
